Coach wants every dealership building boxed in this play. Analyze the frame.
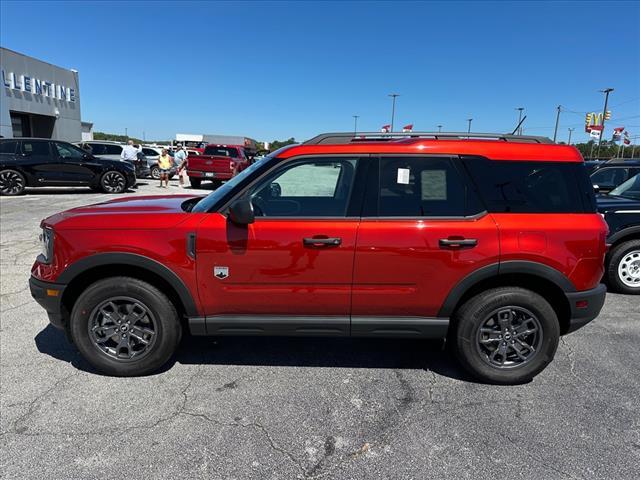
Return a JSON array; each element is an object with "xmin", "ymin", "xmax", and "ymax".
[{"xmin": 1, "ymin": 47, "xmax": 88, "ymax": 142}]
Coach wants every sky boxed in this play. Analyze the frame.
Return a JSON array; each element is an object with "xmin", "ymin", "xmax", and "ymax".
[{"xmin": 1, "ymin": 0, "xmax": 639, "ymax": 143}]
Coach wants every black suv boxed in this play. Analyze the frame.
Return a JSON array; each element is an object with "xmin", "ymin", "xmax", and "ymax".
[
  {"xmin": 590, "ymin": 160, "xmax": 640, "ymax": 194},
  {"xmin": 0, "ymin": 138, "xmax": 136, "ymax": 196},
  {"xmin": 598, "ymin": 173, "xmax": 640, "ymax": 294}
]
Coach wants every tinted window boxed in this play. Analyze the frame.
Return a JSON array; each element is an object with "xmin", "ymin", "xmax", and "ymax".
[
  {"xmin": 54, "ymin": 142, "xmax": 85, "ymax": 159},
  {"xmin": 377, "ymin": 157, "xmax": 479, "ymax": 217},
  {"xmin": 21, "ymin": 141, "xmax": 50, "ymax": 156},
  {"xmin": 204, "ymin": 146, "xmax": 239, "ymax": 158},
  {"xmin": 0, "ymin": 141, "xmax": 18, "ymax": 154},
  {"xmin": 87, "ymin": 143, "xmax": 106, "ymax": 155},
  {"xmin": 250, "ymin": 158, "xmax": 357, "ymax": 217},
  {"xmin": 142, "ymin": 148, "xmax": 159, "ymax": 156},
  {"xmin": 591, "ymin": 167, "xmax": 629, "ymax": 187},
  {"xmin": 464, "ymin": 158, "xmax": 595, "ymax": 213},
  {"xmin": 104, "ymin": 145, "xmax": 123, "ymax": 155}
]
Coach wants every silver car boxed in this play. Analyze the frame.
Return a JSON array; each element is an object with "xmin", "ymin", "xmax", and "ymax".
[{"xmin": 141, "ymin": 147, "xmax": 177, "ymax": 179}]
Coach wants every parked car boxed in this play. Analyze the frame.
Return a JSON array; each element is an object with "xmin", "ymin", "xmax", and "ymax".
[
  {"xmin": 590, "ymin": 160, "xmax": 640, "ymax": 194},
  {"xmin": 186, "ymin": 144, "xmax": 250, "ymax": 189},
  {"xmin": 597, "ymin": 173, "xmax": 640, "ymax": 294},
  {"xmin": 0, "ymin": 138, "xmax": 136, "ymax": 195},
  {"xmin": 140, "ymin": 147, "xmax": 177, "ymax": 180},
  {"xmin": 77, "ymin": 141, "xmax": 151, "ymax": 179},
  {"xmin": 29, "ymin": 131, "xmax": 607, "ymax": 384}
]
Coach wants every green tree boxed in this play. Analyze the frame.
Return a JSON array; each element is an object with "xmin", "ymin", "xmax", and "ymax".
[{"xmin": 267, "ymin": 137, "xmax": 296, "ymax": 152}]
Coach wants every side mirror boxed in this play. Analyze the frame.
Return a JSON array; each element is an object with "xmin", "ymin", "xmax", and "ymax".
[
  {"xmin": 593, "ymin": 184, "xmax": 600, "ymax": 194},
  {"xmin": 228, "ymin": 198, "xmax": 255, "ymax": 225}
]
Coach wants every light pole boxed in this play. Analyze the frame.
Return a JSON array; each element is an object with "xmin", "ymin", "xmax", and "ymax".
[
  {"xmin": 125, "ymin": 127, "xmax": 128, "ymax": 139},
  {"xmin": 352, "ymin": 115, "xmax": 359, "ymax": 134},
  {"xmin": 515, "ymin": 107, "xmax": 524, "ymax": 135},
  {"xmin": 388, "ymin": 94, "xmax": 400, "ymax": 132},
  {"xmin": 596, "ymin": 88, "xmax": 614, "ymax": 157},
  {"xmin": 467, "ymin": 118, "xmax": 473, "ymax": 134},
  {"xmin": 567, "ymin": 127, "xmax": 574, "ymax": 145},
  {"xmin": 437, "ymin": 124, "xmax": 443, "ymax": 133},
  {"xmin": 553, "ymin": 105, "xmax": 562, "ymax": 143}
]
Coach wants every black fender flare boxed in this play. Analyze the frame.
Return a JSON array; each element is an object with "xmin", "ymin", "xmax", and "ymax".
[
  {"xmin": 438, "ymin": 261, "xmax": 575, "ymax": 317},
  {"xmin": 57, "ymin": 252, "xmax": 198, "ymax": 316},
  {"xmin": 608, "ymin": 225, "xmax": 640, "ymax": 245}
]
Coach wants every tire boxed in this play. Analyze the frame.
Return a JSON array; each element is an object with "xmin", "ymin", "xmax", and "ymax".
[
  {"xmin": 101, "ymin": 171, "xmax": 127, "ymax": 194},
  {"xmin": 453, "ymin": 287, "xmax": 560, "ymax": 385},
  {"xmin": 606, "ymin": 240, "xmax": 640, "ymax": 294},
  {"xmin": 70, "ymin": 277, "xmax": 182, "ymax": 376},
  {"xmin": 150, "ymin": 166, "xmax": 160, "ymax": 180},
  {"xmin": 0, "ymin": 169, "xmax": 26, "ymax": 196},
  {"xmin": 189, "ymin": 177, "xmax": 201, "ymax": 188},
  {"xmin": 211, "ymin": 179, "xmax": 223, "ymax": 189}
]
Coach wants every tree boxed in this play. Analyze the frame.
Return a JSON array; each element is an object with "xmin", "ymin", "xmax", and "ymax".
[{"xmin": 267, "ymin": 137, "xmax": 296, "ymax": 152}]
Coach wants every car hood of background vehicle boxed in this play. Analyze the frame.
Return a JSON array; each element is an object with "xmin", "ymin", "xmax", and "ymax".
[
  {"xmin": 596, "ymin": 194, "xmax": 640, "ymax": 212},
  {"xmin": 43, "ymin": 195, "xmax": 204, "ymax": 230}
]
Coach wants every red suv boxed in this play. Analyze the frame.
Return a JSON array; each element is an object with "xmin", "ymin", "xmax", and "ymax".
[{"xmin": 30, "ymin": 132, "xmax": 608, "ymax": 384}]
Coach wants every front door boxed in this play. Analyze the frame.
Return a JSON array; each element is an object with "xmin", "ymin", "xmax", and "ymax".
[
  {"xmin": 52, "ymin": 142, "xmax": 96, "ymax": 184},
  {"xmin": 351, "ymin": 156, "xmax": 500, "ymax": 332},
  {"xmin": 195, "ymin": 156, "xmax": 363, "ymax": 334}
]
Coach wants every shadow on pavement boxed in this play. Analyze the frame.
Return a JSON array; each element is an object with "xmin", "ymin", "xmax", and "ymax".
[{"xmin": 35, "ymin": 324, "xmax": 472, "ymax": 381}]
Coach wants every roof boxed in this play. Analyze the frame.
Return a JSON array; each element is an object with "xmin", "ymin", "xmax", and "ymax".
[{"xmin": 277, "ymin": 132, "xmax": 583, "ymax": 162}]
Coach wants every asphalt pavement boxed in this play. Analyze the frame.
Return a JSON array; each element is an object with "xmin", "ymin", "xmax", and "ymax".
[{"xmin": 1, "ymin": 179, "xmax": 639, "ymax": 479}]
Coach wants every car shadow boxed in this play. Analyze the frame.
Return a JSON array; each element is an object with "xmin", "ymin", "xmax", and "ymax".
[{"xmin": 34, "ymin": 324, "xmax": 473, "ymax": 381}]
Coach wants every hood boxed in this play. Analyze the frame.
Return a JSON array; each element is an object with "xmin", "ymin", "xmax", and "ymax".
[
  {"xmin": 596, "ymin": 194, "xmax": 640, "ymax": 213},
  {"xmin": 43, "ymin": 194, "xmax": 204, "ymax": 230}
]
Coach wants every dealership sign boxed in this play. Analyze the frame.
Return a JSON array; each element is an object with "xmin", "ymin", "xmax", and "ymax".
[{"xmin": 1, "ymin": 69, "xmax": 76, "ymax": 102}]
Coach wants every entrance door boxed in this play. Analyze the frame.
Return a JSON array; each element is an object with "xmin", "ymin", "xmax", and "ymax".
[{"xmin": 195, "ymin": 157, "xmax": 363, "ymax": 335}]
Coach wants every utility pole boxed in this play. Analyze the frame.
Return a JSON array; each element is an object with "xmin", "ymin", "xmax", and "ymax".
[
  {"xmin": 467, "ymin": 118, "xmax": 473, "ymax": 134},
  {"xmin": 596, "ymin": 88, "xmax": 614, "ymax": 157},
  {"xmin": 437, "ymin": 125, "xmax": 443, "ymax": 133},
  {"xmin": 515, "ymin": 107, "xmax": 525, "ymax": 135},
  {"xmin": 567, "ymin": 127, "xmax": 574, "ymax": 145},
  {"xmin": 388, "ymin": 94, "xmax": 400, "ymax": 132},
  {"xmin": 352, "ymin": 115, "xmax": 359, "ymax": 134},
  {"xmin": 125, "ymin": 127, "xmax": 128, "ymax": 139},
  {"xmin": 553, "ymin": 105, "xmax": 562, "ymax": 143},
  {"xmin": 143, "ymin": 131, "xmax": 146, "ymax": 142}
]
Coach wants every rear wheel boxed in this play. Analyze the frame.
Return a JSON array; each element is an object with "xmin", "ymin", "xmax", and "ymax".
[
  {"xmin": 101, "ymin": 171, "xmax": 126, "ymax": 193},
  {"xmin": 189, "ymin": 177, "xmax": 201, "ymax": 188},
  {"xmin": 150, "ymin": 166, "xmax": 160, "ymax": 179},
  {"xmin": 0, "ymin": 169, "xmax": 26, "ymax": 196},
  {"xmin": 607, "ymin": 240, "xmax": 640, "ymax": 294},
  {"xmin": 453, "ymin": 287, "xmax": 560, "ymax": 384},
  {"xmin": 70, "ymin": 277, "xmax": 182, "ymax": 376}
]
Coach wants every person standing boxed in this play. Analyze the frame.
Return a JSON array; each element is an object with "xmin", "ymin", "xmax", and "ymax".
[
  {"xmin": 121, "ymin": 140, "xmax": 141, "ymax": 163},
  {"xmin": 157, "ymin": 148, "xmax": 173, "ymax": 188},
  {"xmin": 174, "ymin": 144, "xmax": 188, "ymax": 187}
]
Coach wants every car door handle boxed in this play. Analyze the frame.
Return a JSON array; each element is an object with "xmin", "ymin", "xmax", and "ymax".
[
  {"xmin": 439, "ymin": 238, "xmax": 478, "ymax": 248},
  {"xmin": 303, "ymin": 237, "xmax": 342, "ymax": 247}
]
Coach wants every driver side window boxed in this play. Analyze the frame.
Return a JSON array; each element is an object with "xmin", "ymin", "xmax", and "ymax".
[
  {"xmin": 54, "ymin": 142, "xmax": 84, "ymax": 159},
  {"xmin": 250, "ymin": 158, "xmax": 358, "ymax": 217}
]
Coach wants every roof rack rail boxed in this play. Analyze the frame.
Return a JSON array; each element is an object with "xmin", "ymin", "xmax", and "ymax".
[{"xmin": 303, "ymin": 132, "xmax": 554, "ymax": 145}]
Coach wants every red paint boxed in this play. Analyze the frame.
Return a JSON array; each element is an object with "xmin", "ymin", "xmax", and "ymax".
[{"xmin": 186, "ymin": 144, "xmax": 249, "ymax": 182}]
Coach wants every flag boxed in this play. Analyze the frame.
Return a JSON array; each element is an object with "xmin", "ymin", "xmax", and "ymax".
[
  {"xmin": 612, "ymin": 127, "xmax": 625, "ymax": 142},
  {"xmin": 624, "ymin": 130, "xmax": 631, "ymax": 145},
  {"xmin": 402, "ymin": 124, "xmax": 413, "ymax": 132},
  {"xmin": 381, "ymin": 125, "xmax": 391, "ymax": 133}
]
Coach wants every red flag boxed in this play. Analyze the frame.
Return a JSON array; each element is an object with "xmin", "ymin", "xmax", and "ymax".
[
  {"xmin": 381, "ymin": 125, "xmax": 391, "ymax": 133},
  {"xmin": 402, "ymin": 124, "xmax": 413, "ymax": 132}
]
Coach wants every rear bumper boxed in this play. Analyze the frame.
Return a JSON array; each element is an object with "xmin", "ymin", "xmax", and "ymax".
[
  {"xmin": 187, "ymin": 170, "xmax": 233, "ymax": 180},
  {"xmin": 29, "ymin": 276, "xmax": 67, "ymax": 329},
  {"xmin": 564, "ymin": 283, "xmax": 606, "ymax": 333}
]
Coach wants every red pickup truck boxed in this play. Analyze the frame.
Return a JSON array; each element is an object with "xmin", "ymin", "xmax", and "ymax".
[{"xmin": 186, "ymin": 144, "xmax": 249, "ymax": 189}]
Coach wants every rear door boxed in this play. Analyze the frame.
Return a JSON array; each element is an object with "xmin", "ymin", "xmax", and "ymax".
[
  {"xmin": 18, "ymin": 140, "xmax": 58, "ymax": 184},
  {"xmin": 351, "ymin": 156, "xmax": 500, "ymax": 332},
  {"xmin": 195, "ymin": 156, "xmax": 364, "ymax": 333}
]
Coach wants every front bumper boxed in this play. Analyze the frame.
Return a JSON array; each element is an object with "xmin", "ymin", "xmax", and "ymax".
[
  {"xmin": 29, "ymin": 276, "xmax": 67, "ymax": 329},
  {"xmin": 565, "ymin": 283, "xmax": 607, "ymax": 333}
]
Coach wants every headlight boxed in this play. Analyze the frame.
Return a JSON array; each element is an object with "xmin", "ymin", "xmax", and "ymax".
[{"xmin": 39, "ymin": 227, "xmax": 53, "ymax": 264}]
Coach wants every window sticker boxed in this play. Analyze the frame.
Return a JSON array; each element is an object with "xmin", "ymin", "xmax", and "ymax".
[{"xmin": 397, "ymin": 168, "xmax": 410, "ymax": 185}]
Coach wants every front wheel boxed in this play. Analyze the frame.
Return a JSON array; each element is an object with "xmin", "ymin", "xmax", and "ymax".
[
  {"xmin": 150, "ymin": 166, "xmax": 160, "ymax": 179},
  {"xmin": 453, "ymin": 287, "xmax": 560, "ymax": 384},
  {"xmin": 101, "ymin": 171, "xmax": 127, "ymax": 193},
  {"xmin": 607, "ymin": 240, "xmax": 640, "ymax": 294},
  {"xmin": 70, "ymin": 277, "xmax": 182, "ymax": 376},
  {"xmin": 0, "ymin": 169, "xmax": 26, "ymax": 196}
]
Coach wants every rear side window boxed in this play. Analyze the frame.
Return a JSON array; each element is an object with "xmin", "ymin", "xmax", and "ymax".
[
  {"xmin": 204, "ymin": 146, "xmax": 239, "ymax": 157},
  {"xmin": 142, "ymin": 148, "xmax": 158, "ymax": 156},
  {"xmin": 104, "ymin": 145, "xmax": 123, "ymax": 155},
  {"xmin": 21, "ymin": 141, "xmax": 50, "ymax": 156},
  {"xmin": 463, "ymin": 157, "xmax": 595, "ymax": 213},
  {"xmin": 377, "ymin": 157, "xmax": 483, "ymax": 217},
  {"xmin": 590, "ymin": 167, "xmax": 628, "ymax": 187},
  {"xmin": 0, "ymin": 141, "xmax": 18, "ymax": 154}
]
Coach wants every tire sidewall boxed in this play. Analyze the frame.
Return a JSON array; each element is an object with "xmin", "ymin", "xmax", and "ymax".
[
  {"xmin": 455, "ymin": 288, "xmax": 560, "ymax": 384},
  {"xmin": 0, "ymin": 169, "xmax": 26, "ymax": 196},
  {"xmin": 607, "ymin": 241, "xmax": 640, "ymax": 295},
  {"xmin": 70, "ymin": 278, "xmax": 181, "ymax": 376}
]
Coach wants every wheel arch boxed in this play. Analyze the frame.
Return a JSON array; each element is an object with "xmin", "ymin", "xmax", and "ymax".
[
  {"xmin": 59, "ymin": 253, "xmax": 199, "ymax": 324},
  {"xmin": 439, "ymin": 262, "xmax": 574, "ymax": 334},
  {"xmin": 608, "ymin": 226, "xmax": 640, "ymax": 246}
]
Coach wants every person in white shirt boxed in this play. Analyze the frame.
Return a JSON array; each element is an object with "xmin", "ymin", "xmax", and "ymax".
[
  {"xmin": 121, "ymin": 140, "xmax": 141, "ymax": 162},
  {"xmin": 174, "ymin": 144, "xmax": 188, "ymax": 187}
]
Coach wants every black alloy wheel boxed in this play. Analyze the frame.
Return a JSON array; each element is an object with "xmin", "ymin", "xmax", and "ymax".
[
  {"xmin": 0, "ymin": 169, "xmax": 26, "ymax": 196},
  {"xmin": 101, "ymin": 171, "xmax": 126, "ymax": 193}
]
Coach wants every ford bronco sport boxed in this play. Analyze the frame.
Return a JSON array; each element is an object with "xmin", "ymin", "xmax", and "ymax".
[{"xmin": 30, "ymin": 132, "xmax": 608, "ymax": 384}]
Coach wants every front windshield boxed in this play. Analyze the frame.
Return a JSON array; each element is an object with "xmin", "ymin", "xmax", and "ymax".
[
  {"xmin": 191, "ymin": 156, "xmax": 271, "ymax": 213},
  {"xmin": 609, "ymin": 174, "xmax": 640, "ymax": 200}
]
